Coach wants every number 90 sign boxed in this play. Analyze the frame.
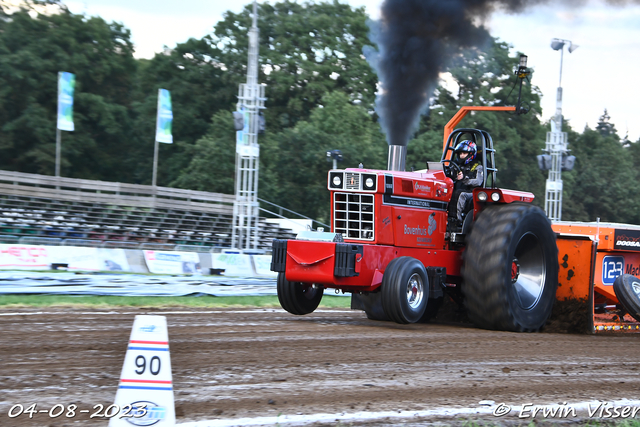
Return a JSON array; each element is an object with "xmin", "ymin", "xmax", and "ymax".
[
  {"xmin": 135, "ymin": 355, "xmax": 161, "ymax": 376},
  {"xmin": 120, "ymin": 347, "xmax": 171, "ymax": 385}
]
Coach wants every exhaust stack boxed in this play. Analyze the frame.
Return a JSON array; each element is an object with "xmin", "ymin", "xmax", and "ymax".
[{"xmin": 387, "ymin": 145, "xmax": 406, "ymax": 171}]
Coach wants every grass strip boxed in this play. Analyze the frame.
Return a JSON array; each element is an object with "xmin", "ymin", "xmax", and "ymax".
[{"xmin": 0, "ymin": 294, "xmax": 351, "ymax": 309}]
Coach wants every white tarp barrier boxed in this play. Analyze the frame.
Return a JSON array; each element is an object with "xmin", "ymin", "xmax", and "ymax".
[
  {"xmin": 0, "ymin": 245, "xmax": 280, "ymax": 279},
  {"xmin": 143, "ymin": 250, "xmax": 201, "ymax": 275},
  {"xmin": 0, "ymin": 245, "xmax": 130, "ymax": 271},
  {"xmin": 252, "ymin": 255, "xmax": 277, "ymax": 278},
  {"xmin": 0, "ymin": 271, "xmax": 278, "ymax": 296},
  {"xmin": 211, "ymin": 253, "xmax": 254, "ymax": 277}
]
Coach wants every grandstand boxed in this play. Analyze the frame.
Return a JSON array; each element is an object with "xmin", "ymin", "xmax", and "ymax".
[{"xmin": 0, "ymin": 170, "xmax": 298, "ymax": 252}]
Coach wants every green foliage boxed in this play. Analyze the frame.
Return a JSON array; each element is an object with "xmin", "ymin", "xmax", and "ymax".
[
  {"xmin": 562, "ymin": 126, "xmax": 640, "ymax": 223},
  {"xmin": 129, "ymin": 38, "xmax": 233, "ymax": 185},
  {"xmin": 211, "ymin": 0, "xmax": 378, "ymax": 130},
  {"xmin": 407, "ymin": 40, "xmax": 547, "ymax": 205},
  {"xmin": 171, "ymin": 111, "xmax": 236, "ymax": 193},
  {"xmin": 0, "ymin": 3, "xmax": 137, "ymax": 179},
  {"xmin": 260, "ymin": 91, "xmax": 386, "ymax": 222},
  {"xmin": 1, "ymin": 1, "xmax": 639, "ymax": 226},
  {"xmin": 596, "ymin": 109, "xmax": 617, "ymax": 137}
]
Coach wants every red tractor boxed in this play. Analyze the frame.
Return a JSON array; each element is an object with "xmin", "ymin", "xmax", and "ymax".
[{"xmin": 270, "ymin": 106, "xmax": 559, "ymax": 332}]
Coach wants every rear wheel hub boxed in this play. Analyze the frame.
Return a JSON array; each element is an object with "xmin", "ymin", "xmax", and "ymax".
[{"xmin": 511, "ymin": 259, "xmax": 520, "ymax": 283}]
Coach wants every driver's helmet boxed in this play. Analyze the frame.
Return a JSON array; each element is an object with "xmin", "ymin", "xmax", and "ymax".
[{"xmin": 454, "ymin": 140, "xmax": 477, "ymax": 165}]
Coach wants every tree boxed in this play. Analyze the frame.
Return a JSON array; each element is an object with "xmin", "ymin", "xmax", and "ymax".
[
  {"xmin": 128, "ymin": 38, "xmax": 234, "ymax": 185},
  {"xmin": 173, "ymin": 91, "xmax": 386, "ymax": 222},
  {"xmin": 406, "ymin": 39, "xmax": 547, "ymax": 204},
  {"xmin": 170, "ymin": 111, "xmax": 236, "ymax": 193},
  {"xmin": 211, "ymin": 0, "xmax": 378, "ymax": 131},
  {"xmin": 123, "ymin": 0, "xmax": 380, "ymax": 186},
  {"xmin": 0, "ymin": 2, "xmax": 137, "ymax": 179},
  {"xmin": 260, "ymin": 91, "xmax": 386, "ymax": 222},
  {"xmin": 561, "ymin": 124, "xmax": 640, "ymax": 224},
  {"xmin": 595, "ymin": 108, "xmax": 617, "ymax": 138}
]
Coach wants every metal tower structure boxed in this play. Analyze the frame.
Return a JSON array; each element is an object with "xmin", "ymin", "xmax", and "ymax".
[
  {"xmin": 232, "ymin": 0, "xmax": 266, "ymax": 251},
  {"xmin": 544, "ymin": 38, "xmax": 577, "ymax": 222},
  {"xmin": 544, "ymin": 96, "xmax": 568, "ymax": 221}
]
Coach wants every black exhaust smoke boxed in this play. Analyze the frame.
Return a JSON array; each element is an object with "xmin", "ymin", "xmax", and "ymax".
[{"xmin": 365, "ymin": 0, "xmax": 639, "ymax": 150}]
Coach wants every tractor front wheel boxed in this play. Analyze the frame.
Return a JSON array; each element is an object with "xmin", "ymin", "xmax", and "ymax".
[
  {"xmin": 277, "ymin": 273, "xmax": 323, "ymax": 315},
  {"xmin": 382, "ymin": 257, "xmax": 429, "ymax": 324},
  {"xmin": 462, "ymin": 203, "xmax": 558, "ymax": 332},
  {"xmin": 613, "ymin": 274, "xmax": 640, "ymax": 322}
]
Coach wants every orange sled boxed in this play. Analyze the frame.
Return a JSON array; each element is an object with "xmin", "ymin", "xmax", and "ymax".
[{"xmin": 553, "ymin": 222, "xmax": 640, "ymax": 332}]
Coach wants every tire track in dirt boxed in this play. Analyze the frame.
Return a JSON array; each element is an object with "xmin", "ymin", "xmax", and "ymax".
[{"xmin": 0, "ymin": 307, "xmax": 639, "ymax": 426}]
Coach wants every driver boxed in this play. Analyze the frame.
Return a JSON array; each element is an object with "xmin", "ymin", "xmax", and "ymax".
[{"xmin": 450, "ymin": 140, "xmax": 483, "ymax": 224}]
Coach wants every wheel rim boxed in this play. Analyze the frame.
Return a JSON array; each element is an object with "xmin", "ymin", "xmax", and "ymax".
[
  {"xmin": 406, "ymin": 273, "xmax": 424, "ymax": 309},
  {"xmin": 301, "ymin": 283, "xmax": 319, "ymax": 300},
  {"xmin": 632, "ymin": 280, "xmax": 640, "ymax": 298},
  {"xmin": 511, "ymin": 259, "xmax": 520, "ymax": 283},
  {"xmin": 512, "ymin": 232, "xmax": 546, "ymax": 310}
]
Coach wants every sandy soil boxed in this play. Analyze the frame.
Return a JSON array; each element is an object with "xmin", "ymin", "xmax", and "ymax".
[{"xmin": 1, "ymin": 305, "xmax": 639, "ymax": 427}]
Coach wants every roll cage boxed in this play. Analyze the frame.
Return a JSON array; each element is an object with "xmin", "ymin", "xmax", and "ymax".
[{"xmin": 442, "ymin": 128, "xmax": 498, "ymax": 189}]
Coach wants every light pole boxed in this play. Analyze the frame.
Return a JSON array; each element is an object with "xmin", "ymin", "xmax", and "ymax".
[
  {"xmin": 231, "ymin": 0, "xmax": 266, "ymax": 251},
  {"xmin": 550, "ymin": 38, "xmax": 578, "ymax": 130},
  {"xmin": 326, "ymin": 149, "xmax": 343, "ymax": 170},
  {"xmin": 542, "ymin": 38, "xmax": 578, "ymax": 222}
]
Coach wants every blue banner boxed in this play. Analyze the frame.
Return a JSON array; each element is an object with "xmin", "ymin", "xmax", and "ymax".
[
  {"xmin": 155, "ymin": 89, "xmax": 173, "ymax": 144},
  {"xmin": 57, "ymin": 72, "xmax": 75, "ymax": 131}
]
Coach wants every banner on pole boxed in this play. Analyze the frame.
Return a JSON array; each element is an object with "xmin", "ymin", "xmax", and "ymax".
[
  {"xmin": 57, "ymin": 72, "xmax": 75, "ymax": 131},
  {"xmin": 155, "ymin": 89, "xmax": 173, "ymax": 144},
  {"xmin": 235, "ymin": 109, "xmax": 250, "ymax": 147}
]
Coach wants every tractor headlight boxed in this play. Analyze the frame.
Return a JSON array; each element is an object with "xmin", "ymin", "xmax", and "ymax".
[
  {"xmin": 329, "ymin": 172, "xmax": 343, "ymax": 189},
  {"xmin": 362, "ymin": 173, "xmax": 377, "ymax": 191},
  {"xmin": 477, "ymin": 191, "xmax": 488, "ymax": 202},
  {"xmin": 491, "ymin": 192, "xmax": 500, "ymax": 202}
]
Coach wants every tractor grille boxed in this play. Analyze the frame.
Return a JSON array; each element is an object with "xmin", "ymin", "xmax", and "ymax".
[
  {"xmin": 333, "ymin": 192, "xmax": 375, "ymax": 241},
  {"xmin": 345, "ymin": 172, "xmax": 360, "ymax": 190}
]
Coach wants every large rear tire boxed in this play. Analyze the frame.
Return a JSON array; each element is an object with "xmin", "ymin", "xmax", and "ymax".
[
  {"xmin": 382, "ymin": 257, "xmax": 429, "ymax": 324},
  {"xmin": 613, "ymin": 274, "xmax": 640, "ymax": 322},
  {"xmin": 462, "ymin": 203, "xmax": 558, "ymax": 332},
  {"xmin": 277, "ymin": 273, "xmax": 323, "ymax": 315}
]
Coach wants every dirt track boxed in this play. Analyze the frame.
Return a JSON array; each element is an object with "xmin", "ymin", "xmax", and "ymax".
[{"xmin": 1, "ymin": 306, "xmax": 639, "ymax": 427}]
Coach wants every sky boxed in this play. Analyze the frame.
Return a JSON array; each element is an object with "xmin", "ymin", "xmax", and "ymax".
[{"xmin": 64, "ymin": 0, "xmax": 640, "ymax": 142}]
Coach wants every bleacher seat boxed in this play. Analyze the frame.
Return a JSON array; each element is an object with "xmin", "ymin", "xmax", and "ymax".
[{"xmin": 0, "ymin": 171, "xmax": 300, "ymax": 252}]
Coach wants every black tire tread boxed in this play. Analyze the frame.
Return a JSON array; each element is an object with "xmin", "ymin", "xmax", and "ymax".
[
  {"xmin": 381, "ymin": 257, "xmax": 405, "ymax": 323},
  {"xmin": 277, "ymin": 273, "xmax": 323, "ymax": 315},
  {"xmin": 381, "ymin": 257, "xmax": 429, "ymax": 324},
  {"xmin": 462, "ymin": 203, "xmax": 558, "ymax": 332},
  {"xmin": 613, "ymin": 274, "xmax": 640, "ymax": 322}
]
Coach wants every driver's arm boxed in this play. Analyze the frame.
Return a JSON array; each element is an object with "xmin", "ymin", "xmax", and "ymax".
[{"xmin": 462, "ymin": 166, "xmax": 484, "ymax": 187}]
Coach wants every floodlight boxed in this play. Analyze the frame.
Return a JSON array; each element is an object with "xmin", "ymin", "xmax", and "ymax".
[
  {"xmin": 232, "ymin": 111, "xmax": 244, "ymax": 131},
  {"xmin": 568, "ymin": 43, "xmax": 579, "ymax": 53},
  {"xmin": 550, "ymin": 39, "xmax": 565, "ymax": 51},
  {"xmin": 519, "ymin": 55, "xmax": 528, "ymax": 68}
]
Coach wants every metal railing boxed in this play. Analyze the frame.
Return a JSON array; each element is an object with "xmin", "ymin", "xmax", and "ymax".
[
  {"xmin": 0, "ymin": 170, "xmax": 235, "ymax": 214},
  {"xmin": 0, "ymin": 171, "xmax": 321, "ymax": 251},
  {"xmin": 258, "ymin": 198, "xmax": 329, "ymax": 230}
]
